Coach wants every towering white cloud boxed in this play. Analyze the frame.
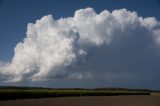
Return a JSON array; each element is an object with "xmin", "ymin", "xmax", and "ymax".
[{"xmin": 0, "ymin": 8, "xmax": 160, "ymax": 88}]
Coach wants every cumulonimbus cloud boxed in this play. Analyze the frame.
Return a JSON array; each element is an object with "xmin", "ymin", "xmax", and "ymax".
[{"xmin": 0, "ymin": 8, "xmax": 160, "ymax": 87}]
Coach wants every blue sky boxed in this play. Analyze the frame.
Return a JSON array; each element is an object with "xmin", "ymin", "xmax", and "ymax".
[
  {"xmin": 0, "ymin": 0, "xmax": 160, "ymax": 61},
  {"xmin": 0, "ymin": 0, "xmax": 160, "ymax": 89}
]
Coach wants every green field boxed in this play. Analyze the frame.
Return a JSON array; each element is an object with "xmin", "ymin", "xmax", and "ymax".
[{"xmin": 0, "ymin": 86, "xmax": 151, "ymax": 100}]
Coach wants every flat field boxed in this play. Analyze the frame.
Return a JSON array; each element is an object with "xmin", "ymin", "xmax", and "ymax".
[{"xmin": 0, "ymin": 95, "xmax": 160, "ymax": 106}]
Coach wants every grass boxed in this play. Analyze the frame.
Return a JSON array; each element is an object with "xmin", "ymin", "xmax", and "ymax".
[{"xmin": 0, "ymin": 89, "xmax": 150, "ymax": 100}]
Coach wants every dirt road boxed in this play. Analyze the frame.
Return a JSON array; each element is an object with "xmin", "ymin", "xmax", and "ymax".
[{"xmin": 0, "ymin": 95, "xmax": 160, "ymax": 106}]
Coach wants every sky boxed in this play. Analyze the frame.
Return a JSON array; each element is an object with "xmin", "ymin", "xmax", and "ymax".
[{"xmin": 0, "ymin": 0, "xmax": 160, "ymax": 89}]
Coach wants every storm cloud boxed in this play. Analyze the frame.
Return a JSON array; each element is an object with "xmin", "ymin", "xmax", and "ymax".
[{"xmin": 0, "ymin": 8, "xmax": 160, "ymax": 88}]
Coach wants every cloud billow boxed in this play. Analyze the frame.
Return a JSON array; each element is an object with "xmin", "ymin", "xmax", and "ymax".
[{"xmin": 0, "ymin": 8, "xmax": 160, "ymax": 88}]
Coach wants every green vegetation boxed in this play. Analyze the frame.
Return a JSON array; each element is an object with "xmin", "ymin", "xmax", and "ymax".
[{"xmin": 0, "ymin": 86, "xmax": 151, "ymax": 100}]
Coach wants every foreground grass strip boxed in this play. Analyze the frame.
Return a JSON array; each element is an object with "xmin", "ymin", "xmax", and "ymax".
[{"xmin": 0, "ymin": 90, "xmax": 150, "ymax": 100}]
